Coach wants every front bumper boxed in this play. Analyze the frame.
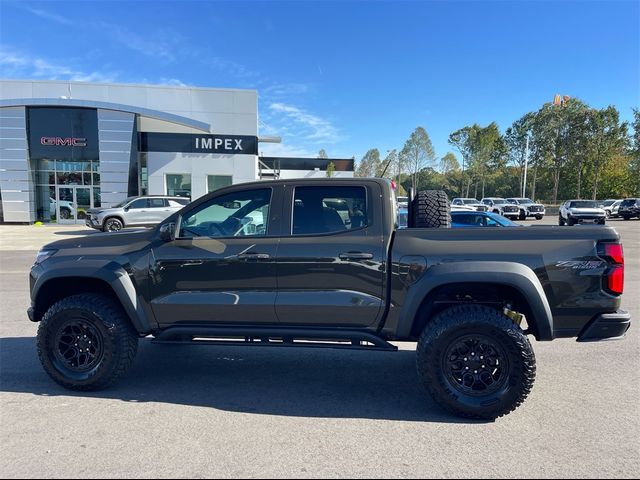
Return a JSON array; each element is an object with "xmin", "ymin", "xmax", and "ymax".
[
  {"xmin": 577, "ymin": 310, "xmax": 631, "ymax": 342},
  {"xmin": 85, "ymin": 216, "xmax": 103, "ymax": 229},
  {"xmin": 569, "ymin": 215, "xmax": 605, "ymax": 223}
]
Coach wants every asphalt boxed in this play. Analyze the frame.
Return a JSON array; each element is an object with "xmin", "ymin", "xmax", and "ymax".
[{"xmin": 0, "ymin": 218, "xmax": 639, "ymax": 478}]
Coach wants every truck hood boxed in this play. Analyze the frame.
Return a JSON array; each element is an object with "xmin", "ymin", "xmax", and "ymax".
[
  {"xmin": 42, "ymin": 228, "xmax": 155, "ymax": 256},
  {"xmin": 85, "ymin": 207, "xmax": 121, "ymax": 215}
]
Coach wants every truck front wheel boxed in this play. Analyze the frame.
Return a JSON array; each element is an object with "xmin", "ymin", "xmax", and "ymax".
[
  {"xmin": 37, "ymin": 293, "xmax": 138, "ymax": 391},
  {"xmin": 416, "ymin": 304, "xmax": 536, "ymax": 420}
]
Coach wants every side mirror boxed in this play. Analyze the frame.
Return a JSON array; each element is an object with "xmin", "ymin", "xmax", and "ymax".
[
  {"xmin": 160, "ymin": 222, "xmax": 176, "ymax": 242},
  {"xmin": 124, "ymin": 206, "xmax": 130, "ymax": 212}
]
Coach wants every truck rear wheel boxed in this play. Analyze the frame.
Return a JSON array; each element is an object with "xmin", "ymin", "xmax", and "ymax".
[
  {"xmin": 37, "ymin": 293, "xmax": 138, "ymax": 391},
  {"xmin": 411, "ymin": 190, "xmax": 450, "ymax": 228},
  {"xmin": 416, "ymin": 304, "xmax": 536, "ymax": 420}
]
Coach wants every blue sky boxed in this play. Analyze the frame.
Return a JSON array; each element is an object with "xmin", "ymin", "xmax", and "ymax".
[{"xmin": 1, "ymin": 0, "xmax": 638, "ymax": 163}]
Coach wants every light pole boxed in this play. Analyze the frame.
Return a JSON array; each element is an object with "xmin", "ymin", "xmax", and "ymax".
[{"xmin": 522, "ymin": 134, "xmax": 530, "ymax": 198}]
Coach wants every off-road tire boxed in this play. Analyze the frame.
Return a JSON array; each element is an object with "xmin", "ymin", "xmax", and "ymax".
[
  {"xmin": 103, "ymin": 217, "xmax": 124, "ymax": 232},
  {"xmin": 37, "ymin": 294, "xmax": 138, "ymax": 391},
  {"xmin": 519, "ymin": 210, "xmax": 526, "ymax": 221},
  {"xmin": 411, "ymin": 190, "xmax": 450, "ymax": 228},
  {"xmin": 558, "ymin": 214, "xmax": 565, "ymax": 226},
  {"xmin": 567, "ymin": 217, "xmax": 575, "ymax": 226},
  {"xmin": 416, "ymin": 304, "xmax": 536, "ymax": 420},
  {"xmin": 535, "ymin": 215, "xmax": 543, "ymax": 220}
]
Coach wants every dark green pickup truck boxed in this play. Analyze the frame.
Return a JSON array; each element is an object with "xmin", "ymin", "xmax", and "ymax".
[{"xmin": 28, "ymin": 178, "xmax": 630, "ymax": 419}]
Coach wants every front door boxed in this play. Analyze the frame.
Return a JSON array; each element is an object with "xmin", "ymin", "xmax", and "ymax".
[
  {"xmin": 275, "ymin": 184, "xmax": 385, "ymax": 328},
  {"xmin": 56, "ymin": 186, "xmax": 91, "ymax": 224},
  {"xmin": 149, "ymin": 186, "xmax": 282, "ymax": 326}
]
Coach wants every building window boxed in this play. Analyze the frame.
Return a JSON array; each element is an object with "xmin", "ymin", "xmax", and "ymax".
[
  {"xmin": 207, "ymin": 175, "xmax": 232, "ymax": 193},
  {"xmin": 166, "ymin": 174, "xmax": 191, "ymax": 199}
]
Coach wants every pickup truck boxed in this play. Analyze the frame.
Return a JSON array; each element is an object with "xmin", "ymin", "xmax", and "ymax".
[{"xmin": 28, "ymin": 178, "xmax": 630, "ymax": 420}]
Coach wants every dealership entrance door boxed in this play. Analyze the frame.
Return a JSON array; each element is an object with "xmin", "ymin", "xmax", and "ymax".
[{"xmin": 56, "ymin": 186, "xmax": 93, "ymax": 224}]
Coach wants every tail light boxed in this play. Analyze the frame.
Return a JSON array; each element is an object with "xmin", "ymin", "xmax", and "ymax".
[{"xmin": 598, "ymin": 242, "xmax": 624, "ymax": 295}]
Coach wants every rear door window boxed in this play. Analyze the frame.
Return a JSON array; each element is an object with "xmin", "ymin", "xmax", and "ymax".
[{"xmin": 292, "ymin": 186, "xmax": 367, "ymax": 235}]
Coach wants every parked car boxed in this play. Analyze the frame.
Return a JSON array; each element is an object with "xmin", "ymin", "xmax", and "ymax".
[
  {"xmin": 396, "ymin": 195, "xmax": 409, "ymax": 208},
  {"xmin": 451, "ymin": 211, "xmax": 521, "ymax": 227},
  {"xmin": 30, "ymin": 178, "xmax": 630, "ymax": 420},
  {"xmin": 397, "ymin": 206, "xmax": 408, "ymax": 228},
  {"xmin": 506, "ymin": 198, "xmax": 546, "ymax": 220},
  {"xmin": 598, "ymin": 199, "xmax": 622, "ymax": 217},
  {"xmin": 558, "ymin": 200, "xmax": 606, "ymax": 226},
  {"xmin": 480, "ymin": 197, "xmax": 520, "ymax": 219},
  {"xmin": 609, "ymin": 200, "xmax": 623, "ymax": 218},
  {"xmin": 618, "ymin": 198, "xmax": 640, "ymax": 220},
  {"xmin": 85, "ymin": 196, "xmax": 190, "ymax": 232},
  {"xmin": 451, "ymin": 198, "xmax": 489, "ymax": 212},
  {"xmin": 49, "ymin": 197, "xmax": 75, "ymax": 220}
]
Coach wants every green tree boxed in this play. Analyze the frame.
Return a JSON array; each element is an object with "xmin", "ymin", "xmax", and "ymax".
[
  {"xmin": 400, "ymin": 127, "xmax": 436, "ymax": 191},
  {"xmin": 448, "ymin": 127, "xmax": 474, "ymax": 196},
  {"xmin": 505, "ymin": 113, "xmax": 534, "ymax": 196},
  {"xmin": 326, "ymin": 161, "xmax": 335, "ymax": 178},
  {"xmin": 629, "ymin": 108, "xmax": 640, "ymax": 195}
]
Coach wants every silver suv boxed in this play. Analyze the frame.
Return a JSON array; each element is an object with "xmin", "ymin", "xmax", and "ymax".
[{"xmin": 86, "ymin": 196, "xmax": 190, "ymax": 232}]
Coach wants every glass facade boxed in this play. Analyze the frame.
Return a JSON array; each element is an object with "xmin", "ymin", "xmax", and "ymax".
[{"xmin": 27, "ymin": 107, "xmax": 100, "ymax": 223}]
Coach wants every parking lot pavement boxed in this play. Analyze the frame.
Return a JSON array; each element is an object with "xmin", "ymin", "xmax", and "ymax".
[{"xmin": 0, "ymin": 217, "xmax": 638, "ymax": 478}]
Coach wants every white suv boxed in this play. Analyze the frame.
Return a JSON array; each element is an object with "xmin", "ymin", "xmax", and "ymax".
[
  {"xmin": 559, "ymin": 200, "xmax": 606, "ymax": 226},
  {"xmin": 506, "ymin": 198, "xmax": 546, "ymax": 220},
  {"xmin": 480, "ymin": 198, "xmax": 520, "ymax": 219},
  {"xmin": 85, "ymin": 196, "xmax": 190, "ymax": 232}
]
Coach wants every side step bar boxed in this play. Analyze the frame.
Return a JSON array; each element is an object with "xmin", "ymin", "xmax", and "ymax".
[{"xmin": 152, "ymin": 326, "xmax": 398, "ymax": 352}]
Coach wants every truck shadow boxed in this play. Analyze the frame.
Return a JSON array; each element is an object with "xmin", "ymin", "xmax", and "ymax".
[{"xmin": 0, "ymin": 336, "xmax": 484, "ymax": 424}]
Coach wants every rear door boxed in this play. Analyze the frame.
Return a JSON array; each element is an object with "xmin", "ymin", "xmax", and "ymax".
[
  {"xmin": 147, "ymin": 198, "xmax": 171, "ymax": 223},
  {"xmin": 275, "ymin": 182, "xmax": 385, "ymax": 328}
]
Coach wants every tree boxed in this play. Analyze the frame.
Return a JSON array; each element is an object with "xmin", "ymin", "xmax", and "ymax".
[
  {"xmin": 318, "ymin": 149, "xmax": 328, "ymax": 159},
  {"xmin": 355, "ymin": 149, "xmax": 381, "ymax": 177},
  {"xmin": 505, "ymin": 113, "xmax": 534, "ymax": 196},
  {"xmin": 440, "ymin": 152, "xmax": 460, "ymax": 174},
  {"xmin": 629, "ymin": 108, "xmax": 640, "ymax": 195},
  {"xmin": 448, "ymin": 127, "xmax": 474, "ymax": 196},
  {"xmin": 326, "ymin": 161, "xmax": 335, "ymax": 178},
  {"xmin": 584, "ymin": 106, "xmax": 627, "ymax": 199},
  {"xmin": 400, "ymin": 127, "xmax": 436, "ymax": 191}
]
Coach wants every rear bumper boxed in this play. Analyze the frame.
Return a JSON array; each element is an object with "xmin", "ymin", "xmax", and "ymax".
[{"xmin": 577, "ymin": 310, "xmax": 631, "ymax": 342}]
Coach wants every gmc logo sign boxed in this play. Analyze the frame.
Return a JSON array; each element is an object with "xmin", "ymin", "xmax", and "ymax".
[{"xmin": 40, "ymin": 137, "xmax": 87, "ymax": 147}]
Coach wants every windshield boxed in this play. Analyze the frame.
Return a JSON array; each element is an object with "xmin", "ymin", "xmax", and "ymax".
[
  {"xmin": 462, "ymin": 199, "xmax": 478, "ymax": 204},
  {"xmin": 518, "ymin": 198, "xmax": 534, "ymax": 204},
  {"xmin": 114, "ymin": 197, "xmax": 137, "ymax": 208},
  {"xmin": 569, "ymin": 201, "xmax": 598, "ymax": 208},
  {"xmin": 601, "ymin": 200, "xmax": 615, "ymax": 207}
]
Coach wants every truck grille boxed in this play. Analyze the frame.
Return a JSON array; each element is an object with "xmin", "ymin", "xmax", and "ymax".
[
  {"xmin": 476, "ymin": 205, "xmax": 488, "ymax": 212},
  {"xmin": 529, "ymin": 206, "xmax": 543, "ymax": 212},
  {"xmin": 503, "ymin": 206, "xmax": 518, "ymax": 213}
]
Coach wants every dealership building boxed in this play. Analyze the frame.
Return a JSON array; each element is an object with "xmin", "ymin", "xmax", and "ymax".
[{"xmin": 0, "ymin": 79, "xmax": 353, "ymax": 223}]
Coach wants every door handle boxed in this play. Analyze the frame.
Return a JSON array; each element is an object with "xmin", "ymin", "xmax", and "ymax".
[
  {"xmin": 237, "ymin": 253, "xmax": 271, "ymax": 260},
  {"xmin": 181, "ymin": 260, "xmax": 204, "ymax": 266},
  {"xmin": 339, "ymin": 252, "xmax": 374, "ymax": 261}
]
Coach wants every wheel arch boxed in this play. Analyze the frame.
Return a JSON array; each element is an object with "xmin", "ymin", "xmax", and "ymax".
[
  {"xmin": 32, "ymin": 267, "xmax": 153, "ymax": 334},
  {"xmin": 396, "ymin": 262, "xmax": 554, "ymax": 341}
]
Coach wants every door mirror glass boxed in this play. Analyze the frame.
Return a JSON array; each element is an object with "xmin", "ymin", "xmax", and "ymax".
[{"xmin": 160, "ymin": 222, "xmax": 176, "ymax": 241}]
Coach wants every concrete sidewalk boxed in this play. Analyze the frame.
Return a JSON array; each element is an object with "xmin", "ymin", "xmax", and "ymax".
[{"xmin": 0, "ymin": 224, "xmax": 97, "ymax": 251}]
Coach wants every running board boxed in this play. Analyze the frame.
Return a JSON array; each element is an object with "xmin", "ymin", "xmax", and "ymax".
[{"xmin": 152, "ymin": 327, "xmax": 398, "ymax": 352}]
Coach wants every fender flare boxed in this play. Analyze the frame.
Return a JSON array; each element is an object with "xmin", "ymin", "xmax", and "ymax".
[
  {"xmin": 396, "ymin": 261, "xmax": 554, "ymax": 340},
  {"xmin": 32, "ymin": 262, "xmax": 153, "ymax": 334}
]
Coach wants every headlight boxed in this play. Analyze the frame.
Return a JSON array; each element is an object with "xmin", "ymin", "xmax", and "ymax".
[{"xmin": 34, "ymin": 249, "xmax": 57, "ymax": 265}]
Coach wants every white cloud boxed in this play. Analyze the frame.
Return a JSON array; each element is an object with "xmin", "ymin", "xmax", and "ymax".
[
  {"xmin": 23, "ymin": 6, "xmax": 74, "ymax": 25},
  {"xmin": 268, "ymin": 102, "xmax": 343, "ymax": 144},
  {"xmin": 0, "ymin": 46, "xmax": 118, "ymax": 83}
]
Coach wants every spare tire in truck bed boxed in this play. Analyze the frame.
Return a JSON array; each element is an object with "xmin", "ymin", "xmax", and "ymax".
[{"xmin": 411, "ymin": 190, "xmax": 451, "ymax": 228}]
